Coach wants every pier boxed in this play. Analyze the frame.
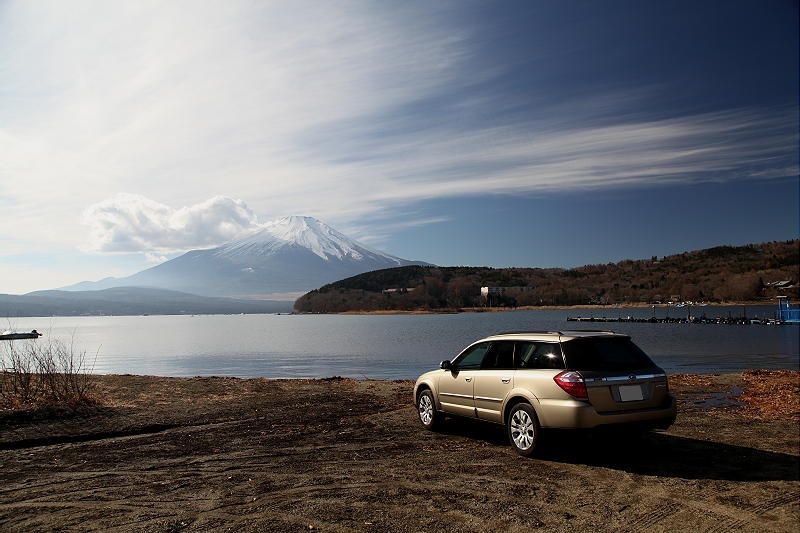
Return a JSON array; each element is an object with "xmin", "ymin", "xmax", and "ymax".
[
  {"xmin": 569, "ymin": 299, "xmax": 799, "ymax": 325},
  {"xmin": 566, "ymin": 315, "xmax": 782, "ymax": 325}
]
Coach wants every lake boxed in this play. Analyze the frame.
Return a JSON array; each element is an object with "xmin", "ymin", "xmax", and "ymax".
[{"xmin": 4, "ymin": 306, "xmax": 798, "ymax": 379}]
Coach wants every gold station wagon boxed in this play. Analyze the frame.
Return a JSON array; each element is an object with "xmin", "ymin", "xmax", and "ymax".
[{"xmin": 414, "ymin": 330, "xmax": 677, "ymax": 456}]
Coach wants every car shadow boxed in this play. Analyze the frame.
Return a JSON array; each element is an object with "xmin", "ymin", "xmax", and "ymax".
[
  {"xmin": 0, "ymin": 405, "xmax": 173, "ymax": 451},
  {"xmin": 437, "ymin": 418, "xmax": 799, "ymax": 482}
]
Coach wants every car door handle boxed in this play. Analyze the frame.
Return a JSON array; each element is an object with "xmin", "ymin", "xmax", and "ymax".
[
  {"xmin": 501, "ymin": 378, "xmax": 511, "ymax": 383},
  {"xmin": 464, "ymin": 377, "xmax": 472, "ymax": 382}
]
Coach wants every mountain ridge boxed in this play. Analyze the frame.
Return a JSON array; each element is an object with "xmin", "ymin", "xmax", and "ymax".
[
  {"xmin": 0, "ymin": 287, "xmax": 292, "ymax": 317},
  {"xmin": 62, "ymin": 216, "xmax": 430, "ymax": 299}
]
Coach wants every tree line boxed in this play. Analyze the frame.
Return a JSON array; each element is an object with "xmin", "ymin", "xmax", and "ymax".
[{"xmin": 294, "ymin": 240, "xmax": 799, "ymax": 313}]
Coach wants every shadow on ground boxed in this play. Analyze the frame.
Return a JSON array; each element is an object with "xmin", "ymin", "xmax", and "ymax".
[
  {"xmin": 0, "ymin": 406, "xmax": 154, "ymax": 450},
  {"xmin": 436, "ymin": 417, "xmax": 799, "ymax": 482}
]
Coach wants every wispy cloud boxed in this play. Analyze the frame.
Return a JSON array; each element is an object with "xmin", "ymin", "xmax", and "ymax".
[
  {"xmin": 353, "ymin": 106, "xmax": 798, "ymax": 202},
  {"xmin": 284, "ymin": 104, "xmax": 797, "ymax": 235},
  {"xmin": 346, "ymin": 215, "xmax": 453, "ymax": 246},
  {"xmin": 0, "ymin": 1, "xmax": 469, "ymax": 246},
  {"xmin": 0, "ymin": 1, "xmax": 796, "ymax": 258}
]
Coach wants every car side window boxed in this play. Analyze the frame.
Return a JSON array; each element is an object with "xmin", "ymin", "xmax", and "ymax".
[
  {"xmin": 516, "ymin": 342, "xmax": 536, "ymax": 368},
  {"xmin": 480, "ymin": 341, "xmax": 515, "ymax": 370},
  {"xmin": 518, "ymin": 342, "xmax": 565, "ymax": 369},
  {"xmin": 453, "ymin": 342, "xmax": 490, "ymax": 370}
]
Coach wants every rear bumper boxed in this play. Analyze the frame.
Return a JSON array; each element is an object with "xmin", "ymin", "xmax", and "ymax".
[{"xmin": 536, "ymin": 394, "xmax": 677, "ymax": 430}]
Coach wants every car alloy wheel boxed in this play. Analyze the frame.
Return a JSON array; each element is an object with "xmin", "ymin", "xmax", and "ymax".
[
  {"xmin": 508, "ymin": 403, "xmax": 538, "ymax": 456},
  {"xmin": 417, "ymin": 389, "xmax": 440, "ymax": 430}
]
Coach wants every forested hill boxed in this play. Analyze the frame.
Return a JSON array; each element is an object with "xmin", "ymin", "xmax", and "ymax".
[{"xmin": 294, "ymin": 240, "xmax": 799, "ymax": 312}]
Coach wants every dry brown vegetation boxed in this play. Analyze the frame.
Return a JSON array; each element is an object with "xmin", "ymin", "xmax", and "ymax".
[
  {"xmin": 668, "ymin": 374, "xmax": 715, "ymax": 388},
  {"xmin": 0, "ymin": 339, "xmax": 97, "ymax": 410},
  {"xmin": 740, "ymin": 370, "xmax": 800, "ymax": 421}
]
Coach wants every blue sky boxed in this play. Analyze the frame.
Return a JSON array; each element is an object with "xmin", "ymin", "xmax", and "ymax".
[{"xmin": 0, "ymin": 0, "xmax": 797, "ymax": 294}]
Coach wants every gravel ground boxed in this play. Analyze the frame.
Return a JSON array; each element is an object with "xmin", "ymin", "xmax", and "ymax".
[{"xmin": 0, "ymin": 372, "xmax": 797, "ymax": 532}]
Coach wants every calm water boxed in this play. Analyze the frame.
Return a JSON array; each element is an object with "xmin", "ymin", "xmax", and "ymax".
[{"xmin": 5, "ymin": 306, "xmax": 798, "ymax": 379}]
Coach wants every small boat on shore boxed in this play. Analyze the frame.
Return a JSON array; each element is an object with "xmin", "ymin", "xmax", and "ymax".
[{"xmin": 0, "ymin": 330, "xmax": 43, "ymax": 341}]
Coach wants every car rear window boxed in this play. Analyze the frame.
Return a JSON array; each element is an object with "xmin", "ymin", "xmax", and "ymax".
[{"xmin": 561, "ymin": 337, "xmax": 658, "ymax": 372}]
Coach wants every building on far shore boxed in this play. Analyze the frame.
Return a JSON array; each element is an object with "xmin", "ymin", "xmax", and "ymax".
[
  {"xmin": 480, "ymin": 286, "xmax": 530, "ymax": 305},
  {"xmin": 776, "ymin": 296, "xmax": 800, "ymax": 324}
]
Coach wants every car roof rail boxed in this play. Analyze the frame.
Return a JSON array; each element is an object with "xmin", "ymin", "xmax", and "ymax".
[
  {"xmin": 492, "ymin": 329, "xmax": 618, "ymax": 336},
  {"xmin": 493, "ymin": 330, "xmax": 564, "ymax": 336},
  {"xmin": 561, "ymin": 329, "xmax": 617, "ymax": 335}
]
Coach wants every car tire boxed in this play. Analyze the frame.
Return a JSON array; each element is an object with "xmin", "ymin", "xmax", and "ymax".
[
  {"xmin": 507, "ymin": 402, "xmax": 539, "ymax": 457},
  {"xmin": 416, "ymin": 389, "xmax": 441, "ymax": 431}
]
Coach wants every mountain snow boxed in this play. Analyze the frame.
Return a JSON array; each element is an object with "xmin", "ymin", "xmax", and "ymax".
[
  {"xmin": 61, "ymin": 216, "xmax": 427, "ymax": 299},
  {"xmin": 217, "ymin": 216, "xmax": 404, "ymax": 264}
]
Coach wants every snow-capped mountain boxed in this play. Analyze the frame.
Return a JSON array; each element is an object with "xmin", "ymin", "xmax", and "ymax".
[
  {"xmin": 63, "ymin": 216, "xmax": 429, "ymax": 299},
  {"xmin": 217, "ymin": 216, "xmax": 407, "ymax": 264}
]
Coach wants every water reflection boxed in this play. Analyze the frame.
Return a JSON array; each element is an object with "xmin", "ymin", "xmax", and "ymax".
[{"xmin": 11, "ymin": 308, "xmax": 798, "ymax": 379}]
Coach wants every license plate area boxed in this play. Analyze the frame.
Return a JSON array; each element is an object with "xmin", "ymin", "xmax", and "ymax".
[{"xmin": 617, "ymin": 384, "xmax": 644, "ymax": 402}]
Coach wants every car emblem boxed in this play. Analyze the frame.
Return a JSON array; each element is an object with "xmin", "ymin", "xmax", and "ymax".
[{"xmin": 629, "ymin": 374, "xmax": 636, "ymax": 380}]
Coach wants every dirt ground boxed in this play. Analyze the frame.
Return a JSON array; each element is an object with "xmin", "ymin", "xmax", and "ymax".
[{"xmin": 0, "ymin": 371, "xmax": 798, "ymax": 532}]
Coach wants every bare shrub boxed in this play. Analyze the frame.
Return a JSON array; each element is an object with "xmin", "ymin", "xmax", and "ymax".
[{"xmin": 0, "ymin": 336, "xmax": 97, "ymax": 410}]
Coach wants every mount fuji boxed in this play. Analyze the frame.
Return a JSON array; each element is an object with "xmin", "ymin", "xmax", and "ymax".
[{"xmin": 63, "ymin": 216, "xmax": 430, "ymax": 299}]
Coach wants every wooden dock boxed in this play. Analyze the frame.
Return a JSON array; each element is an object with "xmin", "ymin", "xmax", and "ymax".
[{"xmin": 566, "ymin": 316, "xmax": 783, "ymax": 325}]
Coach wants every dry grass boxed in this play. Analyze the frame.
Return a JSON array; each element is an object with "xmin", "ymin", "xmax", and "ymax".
[
  {"xmin": 0, "ymin": 338, "xmax": 99, "ymax": 410},
  {"xmin": 740, "ymin": 369, "xmax": 800, "ymax": 421},
  {"xmin": 669, "ymin": 373, "xmax": 714, "ymax": 388}
]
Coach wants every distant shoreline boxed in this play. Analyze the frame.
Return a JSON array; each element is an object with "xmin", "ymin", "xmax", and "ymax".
[
  {"xmin": 333, "ymin": 300, "xmax": 785, "ymax": 315},
  {"xmin": 4, "ymin": 300, "xmax": 788, "ymax": 319}
]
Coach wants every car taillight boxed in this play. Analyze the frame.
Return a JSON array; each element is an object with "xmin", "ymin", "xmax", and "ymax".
[{"xmin": 554, "ymin": 370, "xmax": 588, "ymax": 399}]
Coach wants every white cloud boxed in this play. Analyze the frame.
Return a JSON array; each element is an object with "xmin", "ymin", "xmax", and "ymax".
[
  {"xmin": 0, "ymin": 1, "xmax": 472, "ymax": 248},
  {"xmin": 0, "ymin": 1, "xmax": 796, "ymax": 257},
  {"xmin": 82, "ymin": 194, "xmax": 263, "ymax": 253},
  {"xmin": 145, "ymin": 253, "xmax": 169, "ymax": 264}
]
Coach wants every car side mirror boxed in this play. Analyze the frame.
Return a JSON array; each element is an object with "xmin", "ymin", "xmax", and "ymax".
[{"xmin": 440, "ymin": 360, "xmax": 452, "ymax": 370}]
